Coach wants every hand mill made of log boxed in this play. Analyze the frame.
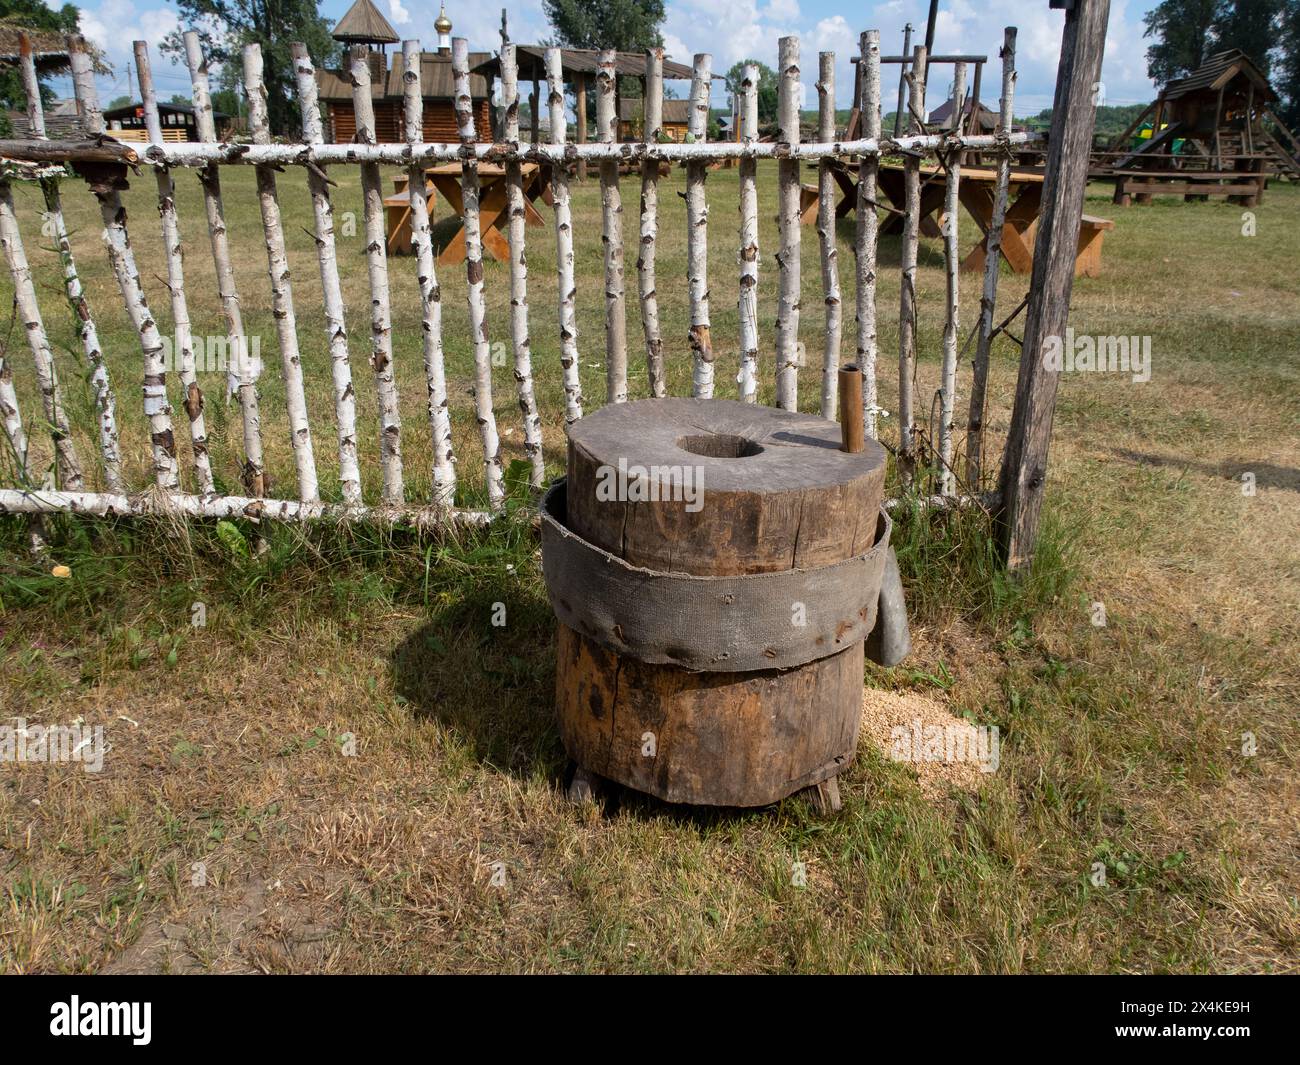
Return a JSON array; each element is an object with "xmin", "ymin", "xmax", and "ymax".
[{"xmin": 541, "ymin": 370, "xmax": 910, "ymax": 810}]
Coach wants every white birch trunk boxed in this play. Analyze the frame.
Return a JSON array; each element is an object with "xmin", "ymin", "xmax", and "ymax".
[
  {"xmin": 0, "ymin": 351, "xmax": 28, "ymax": 476},
  {"xmin": 0, "ymin": 181, "xmax": 84, "ymax": 490},
  {"xmin": 597, "ymin": 50, "xmax": 628, "ymax": 405},
  {"xmin": 546, "ymin": 47, "xmax": 583, "ymax": 425},
  {"xmin": 500, "ymin": 44, "xmax": 544, "ymax": 487},
  {"xmin": 816, "ymin": 51, "xmax": 842, "ymax": 419},
  {"xmin": 855, "ymin": 30, "xmax": 883, "ymax": 439},
  {"xmin": 244, "ymin": 44, "xmax": 319, "ymax": 503},
  {"xmin": 638, "ymin": 49, "xmax": 665, "ymax": 398},
  {"xmin": 938, "ymin": 63, "xmax": 966, "ymax": 497},
  {"xmin": 134, "ymin": 41, "xmax": 214, "ymax": 496},
  {"xmin": 402, "ymin": 39, "xmax": 457, "ymax": 507},
  {"xmin": 351, "ymin": 45, "xmax": 405, "ymax": 505},
  {"xmin": 898, "ymin": 45, "xmax": 927, "ymax": 486},
  {"xmin": 686, "ymin": 52, "xmax": 713, "ymax": 399},
  {"xmin": 775, "ymin": 36, "xmax": 802, "ymax": 411},
  {"xmin": 453, "ymin": 38, "xmax": 505, "ymax": 508},
  {"xmin": 183, "ymin": 31, "xmax": 264, "ymax": 497},
  {"xmin": 24, "ymin": 40, "xmax": 123, "ymax": 492},
  {"xmin": 737, "ymin": 64, "xmax": 761, "ymax": 404},
  {"xmin": 967, "ymin": 28, "xmax": 1017, "ymax": 488},
  {"xmin": 292, "ymin": 43, "xmax": 363, "ymax": 506},
  {"xmin": 70, "ymin": 37, "xmax": 182, "ymax": 491}
]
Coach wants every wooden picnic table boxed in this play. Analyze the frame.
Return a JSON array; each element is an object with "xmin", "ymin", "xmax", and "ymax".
[
  {"xmin": 383, "ymin": 162, "xmax": 549, "ymax": 266},
  {"xmin": 877, "ymin": 162, "xmax": 1047, "ymax": 274}
]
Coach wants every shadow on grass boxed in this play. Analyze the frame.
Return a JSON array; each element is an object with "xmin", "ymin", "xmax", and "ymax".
[
  {"xmin": 388, "ymin": 573, "xmax": 816, "ymax": 826},
  {"xmin": 1112, "ymin": 448, "xmax": 1300, "ymax": 493},
  {"xmin": 390, "ymin": 579, "xmax": 563, "ymax": 777}
]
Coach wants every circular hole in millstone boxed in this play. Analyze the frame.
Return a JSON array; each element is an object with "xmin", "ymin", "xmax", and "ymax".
[{"xmin": 676, "ymin": 433, "xmax": 764, "ymax": 458}]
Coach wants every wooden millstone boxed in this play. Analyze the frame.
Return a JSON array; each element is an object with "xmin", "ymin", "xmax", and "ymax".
[{"xmin": 555, "ymin": 399, "xmax": 888, "ymax": 807}]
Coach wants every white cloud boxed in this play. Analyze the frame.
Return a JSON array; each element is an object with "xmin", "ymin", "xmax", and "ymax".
[{"xmin": 63, "ymin": 0, "xmax": 1158, "ymax": 114}]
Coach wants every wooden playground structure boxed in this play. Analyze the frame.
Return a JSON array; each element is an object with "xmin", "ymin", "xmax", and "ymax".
[{"xmin": 1091, "ymin": 48, "xmax": 1300, "ymax": 206}]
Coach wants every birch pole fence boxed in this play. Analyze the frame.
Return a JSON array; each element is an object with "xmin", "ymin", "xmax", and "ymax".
[
  {"xmin": 499, "ymin": 44, "xmax": 544, "ymax": 487},
  {"xmin": 596, "ymin": 50, "xmax": 628, "ymax": 405},
  {"xmin": 21, "ymin": 34, "xmax": 122, "ymax": 493},
  {"xmin": 133, "ymin": 41, "xmax": 213, "ymax": 497},
  {"xmin": 70, "ymin": 35, "xmax": 179, "ymax": 492},
  {"xmin": 402, "ymin": 39, "xmax": 458, "ymax": 507},
  {"xmin": 545, "ymin": 47, "xmax": 583, "ymax": 425},
  {"xmin": 291, "ymin": 44, "xmax": 363, "ymax": 506},
  {"xmin": 0, "ymin": 26, "xmax": 1069, "ymax": 567},
  {"xmin": 183, "ymin": 30, "xmax": 263, "ymax": 497},
  {"xmin": 775, "ymin": 36, "xmax": 802, "ymax": 411},
  {"xmin": 244, "ymin": 43, "xmax": 319, "ymax": 503},
  {"xmin": 638, "ymin": 48, "xmax": 666, "ymax": 398},
  {"xmin": 937, "ymin": 62, "xmax": 966, "ymax": 497},
  {"xmin": 351, "ymin": 45, "xmax": 405, "ymax": 505},
  {"xmin": 686, "ymin": 52, "xmax": 713, "ymax": 399},
  {"xmin": 453, "ymin": 37, "xmax": 505, "ymax": 508},
  {"xmin": 816, "ymin": 51, "xmax": 842, "ymax": 419},
  {"xmin": 967, "ymin": 27, "xmax": 1017, "ymax": 488},
  {"xmin": 855, "ymin": 30, "xmax": 882, "ymax": 439},
  {"xmin": 737, "ymin": 63, "xmax": 761, "ymax": 405},
  {"xmin": 897, "ymin": 44, "xmax": 927, "ymax": 486}
]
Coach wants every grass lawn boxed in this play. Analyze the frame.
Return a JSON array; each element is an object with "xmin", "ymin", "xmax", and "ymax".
[{"xmin": 0, "ymin": 156, "xmax": 1296, "ymax": 972}]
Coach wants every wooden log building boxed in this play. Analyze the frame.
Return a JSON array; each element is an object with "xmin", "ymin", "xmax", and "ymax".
[
  {"xmin": 315, "ymin": 0, "xmax": 492, "ymax": 143},
  {"xmin": 619, "ymin": 97, "xmax": 690, "ymax": 141}
]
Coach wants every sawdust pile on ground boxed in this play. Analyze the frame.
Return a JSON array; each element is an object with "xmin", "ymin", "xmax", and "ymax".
[{"xmin": 860, "ymin": 687, "xmax": 995, "ymax": 800}]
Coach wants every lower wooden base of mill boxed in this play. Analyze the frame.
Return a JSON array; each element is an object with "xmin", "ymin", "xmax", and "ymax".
[{"xmin": 555, "ymin": 624, "xmax": 863, "ymax": 808}]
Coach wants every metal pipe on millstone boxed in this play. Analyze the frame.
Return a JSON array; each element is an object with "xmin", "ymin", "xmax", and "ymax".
[{"xmin": 540, "ymin": 398, "xmax": 909, "ymax": 809}]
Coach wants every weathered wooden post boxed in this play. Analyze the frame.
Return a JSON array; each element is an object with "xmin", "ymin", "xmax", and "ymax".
[{"xmin": 998, "ymin": 0, "xmax": 1110, "ymax": 569}]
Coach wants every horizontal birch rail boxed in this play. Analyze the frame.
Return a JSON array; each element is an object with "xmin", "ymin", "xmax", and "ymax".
[
  {"xmin": 0, "ymin": 488, "xmax": 490, "ymax": 528},
  {"xmin": 0, "ymin": 132, "xmax": 1036, "ymax": 171}
]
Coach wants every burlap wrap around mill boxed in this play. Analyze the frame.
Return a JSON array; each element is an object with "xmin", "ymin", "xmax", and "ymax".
[{"xmin": 547, "ymin": 398, "xmax": 889, "ymax": 807}]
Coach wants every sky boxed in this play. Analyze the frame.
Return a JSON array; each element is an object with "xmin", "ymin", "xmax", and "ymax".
[{"xmin": 71, "ymin": 0, "xmax": 1164, "ymax": 117}]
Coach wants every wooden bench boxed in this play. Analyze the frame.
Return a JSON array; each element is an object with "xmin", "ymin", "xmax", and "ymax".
[
  {"xmin": 1109, "ymin": 171, "xmax": 1267, "ymax": 207},
  {"xmin": 799, "ymin": 183, "xmax": 820, "ymax": 225},
  {"xmin": 1075, "ymin": 214, "xmax": 1114, "ymax": 278}
]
